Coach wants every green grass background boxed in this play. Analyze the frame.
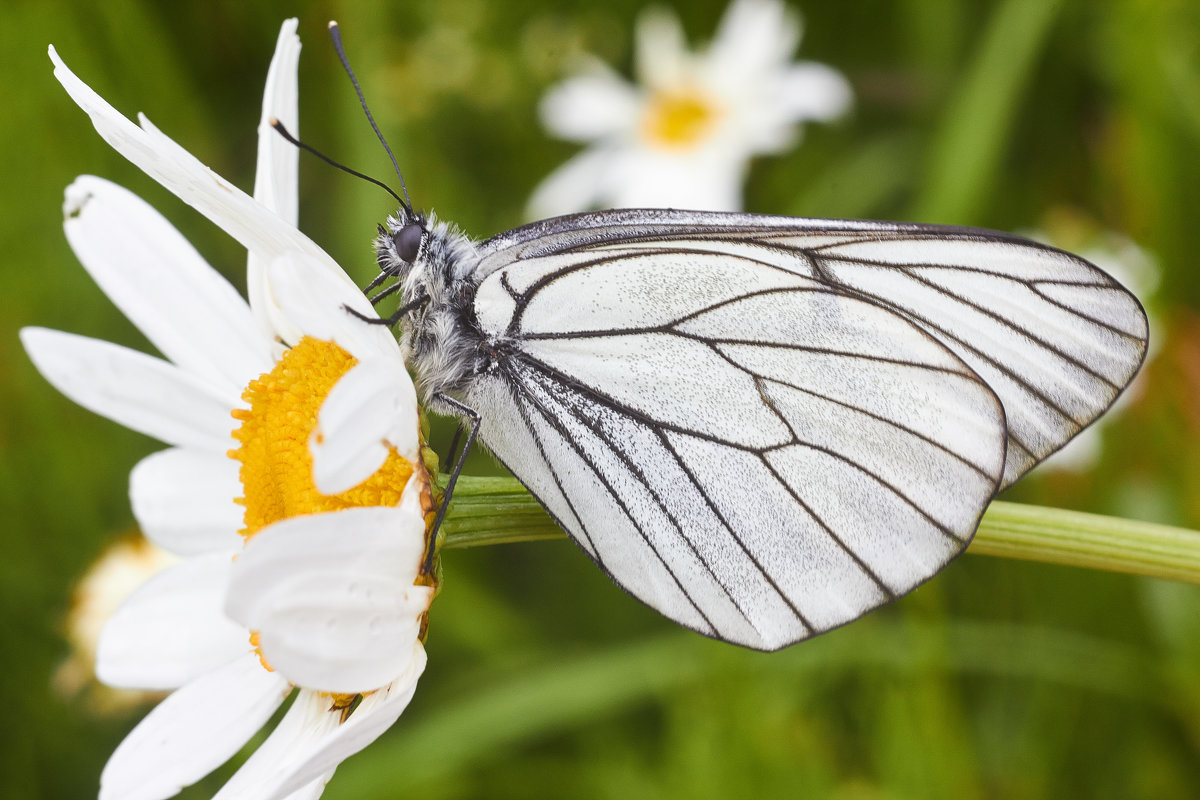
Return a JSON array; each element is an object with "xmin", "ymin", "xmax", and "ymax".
[{"xmin": 2, "ymin": 0, "xmax": 1199, "ymax": 797}]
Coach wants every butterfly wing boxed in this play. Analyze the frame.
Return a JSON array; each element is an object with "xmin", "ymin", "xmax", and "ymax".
[
  {"xmin": 477, "ymin": 210, "xmax": 1149, "ymax": 487},
  {"xmin": 462, "ymin": 233, "xmax": 1017, "ymax": 649}
]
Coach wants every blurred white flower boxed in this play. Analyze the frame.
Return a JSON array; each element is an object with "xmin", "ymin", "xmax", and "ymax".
[
  {"xmin": 528, "ymin": 0, "xmax": 852, "ymax": 217},
  {"xmin": 1027, "ymin": 212, "xmax": 1161, "ymax": 472},
  {"xmin": 23, "ymin": 20, "xmax": 434, "ymax": 800},
  {"xmin": 54, "ymin": 538, "xmax": 176, "ymax": 713}
]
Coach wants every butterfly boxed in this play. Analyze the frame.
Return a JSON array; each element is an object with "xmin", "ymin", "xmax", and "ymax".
[
  {"xmin": 294, "ymin": 20, "xmax": 1151, "ymax": 651},
  {"xmin": 370, "ymin": 202, "xmax": 1148, "ymax": 651}
]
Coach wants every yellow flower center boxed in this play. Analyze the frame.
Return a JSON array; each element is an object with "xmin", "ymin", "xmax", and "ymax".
[
  {"xmin": 230, "ymin": 336, "xmax": 414, "ymax": 539},
  {"xmin": 228, "ymin": 336, "xmax": 428, "ymax": 694},
  {"xmin": 641, "ymin": 89, "xmax": 721, "ymax": 150}
]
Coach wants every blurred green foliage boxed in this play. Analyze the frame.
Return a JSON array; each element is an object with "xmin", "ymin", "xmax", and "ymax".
[{"xmin": 2, "ymin": 0, "xmax": 1199, "ymax": 797}]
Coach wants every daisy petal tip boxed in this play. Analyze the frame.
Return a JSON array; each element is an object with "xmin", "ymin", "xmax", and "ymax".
[
  {"xmin": 49, "ymin": 47, "xmax": 89, "ymax": 96},
  {"xmin": 387, "ymin": 427, "xmax": 422, "ymax": 467},
  {"xmin": 99, "ymin": 654, "xmax": 290, "ymax": 800},
  {"xmin": 18, "ymin": 324, "xmax": 45, "ymax": 351},
  {"xmin": 310, "ymin": 431, "xmax": 388, "ymax": 496},
  {"xmin": 19, "ymin": 326, "xmax": 70, "ymax": 374},
  {"xmin": 62, "ymin": 175, "xmax": 119, "ymax": 225},
  {"xmin": 63, "ymin": 178, "xmax": 93, "ymax": 219},
  {"xmin": 398, "ymin": 474, "xmax": 428, "ymax": 519},
  {"xmin": 307, "ymin": 361, "xmax": 415, "ymax": 494}
]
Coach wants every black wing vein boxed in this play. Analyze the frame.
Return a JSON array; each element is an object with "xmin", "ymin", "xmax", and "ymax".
[
  {"xmin": 507, "ymin": 361, "xmax": 721, "ymax": 636},
  {"xmin": 525, "ymin": 361, "xmax": 764, "ymax": 631}
]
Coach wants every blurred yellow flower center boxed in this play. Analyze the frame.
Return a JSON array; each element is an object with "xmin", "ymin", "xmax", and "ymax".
[
  {"xmin": 230, "ymin": 336, "xmax": 414, "ymax": 540},
  {"xmin": 642, "ymin": 89, "xmax": 721, "ymax": 150}
]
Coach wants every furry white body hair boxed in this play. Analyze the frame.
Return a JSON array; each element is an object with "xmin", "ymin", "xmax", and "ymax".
[{"xmin": 375, "ymin": 209, "xmax": 491, "ymax": 418}]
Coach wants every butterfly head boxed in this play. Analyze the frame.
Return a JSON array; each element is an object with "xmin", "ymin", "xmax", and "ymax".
[
  {"xmin": 375, "ymin": 207, "xmax": 429, "ymax": 279},
  {"xmin": 371, "ymin": 205, "xmax": 482, "ymax": 401}
]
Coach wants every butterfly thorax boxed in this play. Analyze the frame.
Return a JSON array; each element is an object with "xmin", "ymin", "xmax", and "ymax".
[{"xmin": 375, "ymin": 209, "xmax": 489, "ymax": 409}]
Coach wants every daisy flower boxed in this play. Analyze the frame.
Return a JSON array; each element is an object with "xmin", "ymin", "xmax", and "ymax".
[
  {"xmin": 527, "ymin": 0, "xmax": 853, "ymax": 217},
  {"xmin": 22, "ymin": 20, "xmax": 433, "ymax": 800}
]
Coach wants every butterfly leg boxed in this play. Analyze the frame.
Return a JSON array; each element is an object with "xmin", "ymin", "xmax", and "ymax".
[
  {"xmin": 423, "ymin": 392, "xmax": 481, "ymax": 576},
  {"xmin": 343, "ymin": 291, "xmax": 429, "ymax": 326},
  {"xmin": 444, "ymin": 423, "xmax": 465, "ymax": 469},
  {"xmin": 367, "ymin": 279, "xmax": 404, "ymax": 307}
]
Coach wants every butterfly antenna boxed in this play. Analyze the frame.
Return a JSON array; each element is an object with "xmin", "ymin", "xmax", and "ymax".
[
  {"xmin": 328, "ymin": 20, "xmax": 413, "ymax": 215},
  {"xmin": 269, "ymin": 118, "xmax": 405, "ymax": 206}
]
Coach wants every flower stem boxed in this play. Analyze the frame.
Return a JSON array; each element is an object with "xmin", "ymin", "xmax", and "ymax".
[
  {"xmin": 441, "ymin": 475, "xmax": 1200, "ymax": 585},
  {"xmin": 967, "ymin": 501, "xmax": 1200, "ymax": 583},
  {"xmin": 440, "ymin": 476, "xmax": 564, "ymax": 548}
]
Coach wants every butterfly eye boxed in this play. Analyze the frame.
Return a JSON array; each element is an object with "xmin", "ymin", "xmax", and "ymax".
[{"xmin": 393, "ymin": 223, "xmax": 424, "ymax": 263}]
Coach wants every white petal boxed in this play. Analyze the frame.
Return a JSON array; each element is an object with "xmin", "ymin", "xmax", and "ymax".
[
  {"xmin": 311, "ymin": 360, "xmax": 420, "ymax": 495},
  {"xmin": 130, "ymin": 447, "xmax": 245, "ymax": 556},
  {"xmin": 226, "ymin": 507, "xmax": 430, "ymax": 693},
  {"xmin": 49, "ymin": 48, "xmax": 361, "ymax": 298},
  {"xmin": 525, "ymin": 146, "xmax": 614, "ymax": 218},
  {"xmin": 277, "ymin": 774, "xmax": 335, "ymax": 800},
  {"xmin": 20, "ymin": 327, "xmax": 237, "ymax": 450},
  {"xmin": 264, "ymin": 658, "xmax": 426, "ymax": 800},
  {"xmin": 253, "ymin": 18, "xmax": 300, "ymax": 224},
  {"xmin": 1040, "ymin": 425, "xmax": 1102, "ymax": 471},
  {"xmin": 634, "ymin": 7, "xmax": 689, "ymax": 90},
  {"xmin": 266, "ymin": 253, "xmax": 400, "ymax": 360},
  {"xmin": 772, "ymin": 62, "xmax": 853, "ymax": 121},
  {"xmin": 96, "ymin": 553, "xmax": 249, "ymax": 690},
  {"xmin": 225, "ymin": 507, "xmax": 428, "ymax": 604},
  {"xmin": 212, "ymin": 689, "xmax": 339, "ymax": 800},
  {"xmin": 610, "ymin": 149, "xmax": 744, "ymax": 212},
  {"xmin": 243, "ymin": 572, "xmax": 432, "ymax": 694},
  {"xmin": 64, "ymin": 176, "xmax": 273, "ymax": 396},
  {"xmin": 706, "ymin": 0, "xmax": 799, "ymax": 83},
  {"xmin": 731, "ymin": 103, "xmax": 798, "ymax": 154},
  {"xmin": 539, "ymin": 64, "xmax": 639, "ymax": 142},
  {"xmin": 249, "ymin": 261, "xmax": 306, "ymax": 349},
  {"xmin": 395, "ymin": 464, "xmax": 429, "ymax": 519},
  {"xmin": 99, "ymin": 652, "xmax": 291, "ymax": 800},
  {"xmin": 249, "ymin": 19, "xmax": 302, "ymax": 341}
]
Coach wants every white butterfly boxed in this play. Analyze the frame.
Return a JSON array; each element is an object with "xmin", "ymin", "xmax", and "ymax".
[{"xmin": 372, "ymin": 204, "xmax": 1147, "ymax": 651}]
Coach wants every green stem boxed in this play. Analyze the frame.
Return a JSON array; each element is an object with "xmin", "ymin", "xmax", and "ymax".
[
  {"xmin": 970, "ymin": 502, "xmax": 1200, "ymax": 584},
  {"xmin": 442, "ymin": 475, "xmax": 1200, "ymax": 585},
  {"xmin": 439, "ymin": 475, "xmax": 564, "ymax": 548}
]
